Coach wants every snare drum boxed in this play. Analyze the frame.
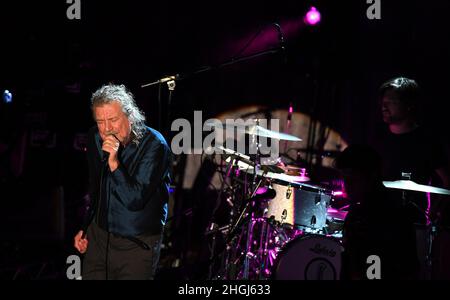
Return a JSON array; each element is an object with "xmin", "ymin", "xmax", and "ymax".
[
  {"xmin": 272, "ymin": 235, "xmax": 343, "ymax": 280},
  {"xmin": 265, "ymin": 182, "xmax": 331, "ymax": 230}
]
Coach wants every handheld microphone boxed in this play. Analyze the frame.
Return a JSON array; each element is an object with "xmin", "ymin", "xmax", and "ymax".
[
  {"xmin": 158, "ymin": 75, "xmax": 178, "ymax": 83},
  {"xmin": 102, "ymin": 150, "xmax": 110, "ymax": 162},
  {"xmin": 101, "ymin": 133, "xmax": 120, "ymax": 162}
]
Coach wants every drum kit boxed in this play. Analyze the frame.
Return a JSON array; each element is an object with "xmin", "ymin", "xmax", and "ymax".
[
  {"xmin": 207, "ymin": 123, "xmax": 345, "ymax": 280},
  {"xmin": 206, "ymin": 122, "xmax": 450, "ymax": 280}
]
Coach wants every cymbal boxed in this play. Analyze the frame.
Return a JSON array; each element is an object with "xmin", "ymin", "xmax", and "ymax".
[
  {"xmin": 247, "ymin": 125, "xmax": 302, "ymax": 141},
  {"xmin": 216, "ymin": 145, "xmax": 251, "ymax": 161},
  {"xmin": 223, "ymin": 155, "xmax": 310, "ymax": 182},
  {"xmin": 383, "ymin": 180, "xmax": 450, "ymax": 195},
  {"xmin": 267, "ymin": 172, "xmax": 311, "ymax": 183},
  {"xmin": 277, "ymin": 165, "xmax": 311, "ymax": 182},
  {"xmin": 205, "ymin": 121, "xmax": 302, "ymax": 141},
  {"xmin": 224, "ymin": 156, "xmax": 285, "ymax": 174}
]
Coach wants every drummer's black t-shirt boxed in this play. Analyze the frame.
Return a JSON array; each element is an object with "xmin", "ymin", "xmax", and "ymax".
[
  {"xmin": 341, "ymin": 186, "xmax": 419, "ymax": 279},
  {"xmin": 368, "ymin": 125, "xmax": 446, "ymax": 183},
  {"xmin": 368, "ymin": 124, "xmax": 447, "ymax": 222}
]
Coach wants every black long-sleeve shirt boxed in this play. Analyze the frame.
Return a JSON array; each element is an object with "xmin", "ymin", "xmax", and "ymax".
[{"xmin": 83, "ymin": 125, "xmax": 171, "ymax": 237}]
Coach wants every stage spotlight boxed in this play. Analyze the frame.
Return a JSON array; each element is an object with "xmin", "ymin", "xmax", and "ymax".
[
  {"xmin": 304, "ymin": 6, "xmax": 321, "ymax": 26},
  {"xmin": 3, "ymin": 90, "xmax": 12, "ymax": 104}
]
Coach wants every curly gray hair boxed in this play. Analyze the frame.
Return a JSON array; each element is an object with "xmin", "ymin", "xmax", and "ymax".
[{"xmin": 91, "ymin": 84, "xmax": 147, "ymax": 145}]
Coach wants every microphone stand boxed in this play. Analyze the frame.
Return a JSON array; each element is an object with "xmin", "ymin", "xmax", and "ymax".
[
  {"xmin": 141, "ymin": 47, "xmax": 282, "ymax": 88},
  {"xmin": 141, "ymin": 77, "xmax": 177, "ymax": 137},
  {"xmin": 157, "ymin": 84, "xmax": 162, "ymax": 134},
  {"xmin": 141, "ymin": 45, "xmax": 283, "ymax": 134},
  {"xmin": 207, "ymin": 154, "xmax": 237, "ymax": 279}
]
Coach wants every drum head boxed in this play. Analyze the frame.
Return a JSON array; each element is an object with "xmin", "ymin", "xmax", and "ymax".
[{"xmin": 273, "ymin": 235, "xmax": 343, "ymax": 280}]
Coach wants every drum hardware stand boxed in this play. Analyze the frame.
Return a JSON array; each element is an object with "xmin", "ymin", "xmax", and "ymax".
[
  {"xmin": 243, "ymin": 213, "xmax": 256, "ymax": 279},
  {"xmin": 425, "ymin": 222, "xmax": 437, "ymax": 279},
  {"xmin": 205, "ymin": 223, "xmax": 233, "ymax": 279},
  {"xmin": 227, "ymin": 122, "xmax": 267, "ymax": 242},
  {"xmin": 243, "ymin": 124, "xmax": 274, "ymax": 279},
  {"xmin": 412, "ymin": 200, "xmax": 436, "ymax": 279},
  {"xmin": 258, "ymin": 217, "xmax": 273, "ymax": 279},
  {"xmin": 224, "ymin": 148, "xmax": 268, "ymax": 279},
  {"xmin": 250, "ymin": 119, "xmax": 262, "ymax": 193},
  {"xmin": 207, "ymin": 222, "xmax": 219, "ymax": 280},
  {"xmin": 226, "ymin": 173, "xmax": 267, "ymax": 279},
  {"xmin": 400, "ymin": 172, "xmax": 436, "ymax": 279},
  {"xmin": 209, "ymin": 149, "xmax": 268, "ymax": 279},
  {"xmin": 207, "ymin": 153, "xmax": 242, "ymax": 279},
  {"xmin": 407, "ymin": 198, "xmax": 436, "ymax": 279}
]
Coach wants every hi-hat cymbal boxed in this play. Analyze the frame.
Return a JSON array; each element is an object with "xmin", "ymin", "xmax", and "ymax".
[
  {"xmin": 216, "ymin": 145, "xmax": 251, "ymax": 160},
  {"xmin": 247, "ymin": 125, "xmax": 302, "ymax": 141},
  {"xmin": 221, "ymin": 151, "xmax": 310, "ymax": 181},
  {"xmin": 223, "ymin": 155, "xmax": 285, "ymax": 174},
  {"xmin": 267, "ymin": 172, "xmax": 311, "ymax": 183},
  {"xmin": 277, "ymin": 165, "xmax": 311, "ymax": 181},
  {"xmin": 383, "ymin": 180, "xmax": 450, "ymax": 195}
]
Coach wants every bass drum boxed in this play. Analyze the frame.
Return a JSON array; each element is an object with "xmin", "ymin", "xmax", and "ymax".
[{"xmin": 272, "ymin": 235, "xmax": 343, "ymax": 280}]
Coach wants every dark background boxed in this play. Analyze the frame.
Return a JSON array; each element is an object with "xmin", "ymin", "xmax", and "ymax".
[{"xmin": 1, "ymin": 0, "xmax": 449, "ymax": 279}]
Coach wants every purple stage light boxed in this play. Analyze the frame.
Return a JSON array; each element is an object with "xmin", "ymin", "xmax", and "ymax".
[{"xmin": 304, "ymin": 7, "xmax": 321, "ymax": 26}]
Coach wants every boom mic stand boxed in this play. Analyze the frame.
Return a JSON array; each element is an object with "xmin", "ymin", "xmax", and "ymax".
[{"xmin": 141, "ymin": 44, "xmax": 284, "ymax": 136}]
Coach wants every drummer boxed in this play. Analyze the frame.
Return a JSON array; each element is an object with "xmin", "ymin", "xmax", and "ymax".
[
  {"xmin": 334, "ymin": 144, "xmax": 419, "ymax": 279},
  {"xmin": 368, "ymin": 77, "xmax": 450, "ymax": 225}
]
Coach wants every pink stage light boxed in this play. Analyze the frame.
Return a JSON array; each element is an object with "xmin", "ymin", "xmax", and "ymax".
[
  {"xmin": 332, "ymin": 191, "xmax": 344, "ymax": 197},
  {"xmin": 304, "ymin": 7, "xmax": 321, "ymax": 26}
]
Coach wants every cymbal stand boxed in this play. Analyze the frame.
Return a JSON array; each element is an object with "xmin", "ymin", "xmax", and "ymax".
[
  {"xmin": 209, "ymin": 154, "xmax": 240, "ymax": 279},
  {"xmin": 409, "ymin": 198, "xmax": 436, "ymax": 280},
  {"xmin": 258, "ymin": 217, "xmax": 273, "ymax": 279},
  {"xmin": 250, "ymin": 119, "xmax": 261, "ymax": 192},
  {"xmin": 226, "ymin": 174, "xmax": 266, "ymax": 252},
  {"xmin": 243, "ymin": 125, "xmax": 265, "ymax": 279},
  {"xmin": 211, "ymin": 153, "xmax": 262, "ymax": 279},
  {"xmin": 401, "ymin": 172, "xmax": 435, "ymax": 279},
  {"xmin": 224, "ymin": 168, "xmax": 268, "ymax": 278}
]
